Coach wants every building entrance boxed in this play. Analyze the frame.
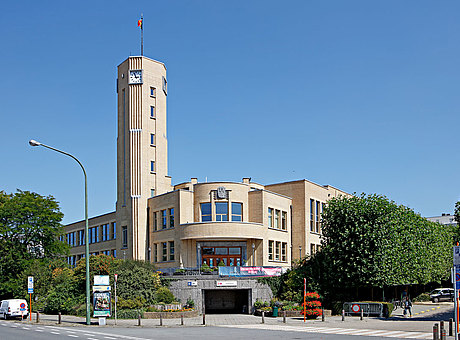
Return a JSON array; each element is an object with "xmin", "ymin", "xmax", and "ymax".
[
  {"xmin": 201, "ymin": 246, "xmax": 242, "ymax": 267},
  {"xmin": 204, "ymin": 289, "xmax": 250, "ymax": 314}
]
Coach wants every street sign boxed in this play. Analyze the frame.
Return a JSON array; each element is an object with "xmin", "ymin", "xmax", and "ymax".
[
  {"xmin": 28, "ymin": 276, "xmax": 34, "ymax": 294},
  {"xmin": 187, "ymin": 281, "xmax": 197, "ymax": 287},
  {"xmin": 20, "ymin": 302, "xmax": 26, "ymax": 311},
  {"xmin": 351, "ymin": 304, "xmax": 361, "ymax": 313},
  {"xmin": 454, "ymin": 247, "xmax": 460, "ymax": 266}
]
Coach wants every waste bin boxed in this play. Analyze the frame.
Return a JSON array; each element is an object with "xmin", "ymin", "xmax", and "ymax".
[{"xmin": 273, "ymin": 306, "xmax": 279, "ymax": 317}]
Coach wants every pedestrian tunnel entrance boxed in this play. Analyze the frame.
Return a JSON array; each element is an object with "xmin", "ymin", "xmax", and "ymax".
[{"xmin": 204, "ymin": 289, "xmax": 250, "ymax": 314}]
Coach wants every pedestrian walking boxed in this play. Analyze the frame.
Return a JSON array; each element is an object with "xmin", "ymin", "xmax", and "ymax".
[{"xmin": 403, "ymin": 296, "xmax": 412, "ymax": 317}]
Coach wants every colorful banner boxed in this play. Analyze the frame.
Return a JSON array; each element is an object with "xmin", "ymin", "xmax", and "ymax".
[{"xmin": 218, "ymin": 266, "xmax": 285, "ymax": 277}]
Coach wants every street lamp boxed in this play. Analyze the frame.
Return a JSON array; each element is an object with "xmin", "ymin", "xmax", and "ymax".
[
  {"xmin": 29, "ymin": 139, "xmax": 91, "ymax": 325},
  {"xmin": 299, "ymin": 245, "xmax": 302, "ymax": 260},
  {"xmin": 252, "ymin": 242, "xmax": 255, "ymax": 266}
]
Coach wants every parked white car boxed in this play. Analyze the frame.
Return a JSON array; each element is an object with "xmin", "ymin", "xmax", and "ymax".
[
  {"xmin": 430, "ymin": 288, "xmax": 454, "ymax": 303},
  {"xmin": 0, "ymin": 299, "xmax": 29, "ymax": 319}
]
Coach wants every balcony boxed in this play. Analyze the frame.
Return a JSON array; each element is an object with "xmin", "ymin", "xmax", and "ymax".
[{"xmin": 180, "ymin": 221, "xmax": 265, "ymax": 240}]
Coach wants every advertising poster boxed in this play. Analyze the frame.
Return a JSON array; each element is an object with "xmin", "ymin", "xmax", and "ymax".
[{"xmin": 93, "ymin": 291, "xmax": 111, "ymax": 317}]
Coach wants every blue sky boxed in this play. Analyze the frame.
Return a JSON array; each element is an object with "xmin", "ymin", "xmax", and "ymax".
[{"xmin": 1, "ymin": 1, "xmax": 459, "ymax": 224}]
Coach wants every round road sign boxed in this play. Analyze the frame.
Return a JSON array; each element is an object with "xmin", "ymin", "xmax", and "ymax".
[
  {"xmin": 351, "ymin": 304, "xmax": 361, "ymax": 313},
  {"xmin": 20, "ymin": 302, "xmax": 26, "ymax": 311}
]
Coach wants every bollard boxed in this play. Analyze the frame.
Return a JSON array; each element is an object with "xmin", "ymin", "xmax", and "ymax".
[
  {"xmin": 440, "ymin": 321, "xmax": 444, "ymax": 338},
  {"xmin": 342, "ymin": 309, "xmax": 345, "ymax": 322},
  {"xmin": 159, "ymin": 313, "xmax": 163, "ymax": 326},
  {"xmin": 262, "ymin": 311, "xmax": 265, "ymax": 324},
  {"xmin": 433, "ymin": 324, "xmax": 439, "ymax": 340},
  {"xmin": 449, "ymin": 319, "xmax": 453, "ymax": 336},
  {"xmin": 138, "ymin": 312, "xmax": 141, "ymax": 326},
  {"xmin": 202, "ymin": 313, "xmax": 206, "ymax": 325},
  {"xmin": 283, "ymin": 310, "xmax": 286, "ymax": 323},
  {"xmin": 181, "ymin": 313, "xmax": 184, "ymax": 326},
  {"xmin": 441, "ymin": 329, "xmax": 447, "ymax": 340},
  {"xmin": 36, "ymin": 311, "xmax": 39, "ymax": 323},
  {"xmin": 321, "ymin": 308, "xmax": 325, "ymax": 322},
  {"xmin": 58, "ymin": 312, "xmax": 61, "ymax": 325},
  {"xmin": 360, "ymin": 309, "xmax": 363, "ymax": 321}
]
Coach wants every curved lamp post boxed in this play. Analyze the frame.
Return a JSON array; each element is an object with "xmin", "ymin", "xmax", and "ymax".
[{"xmin": 29, "ymin": 140, "xmax": 91, "ymax": 325}]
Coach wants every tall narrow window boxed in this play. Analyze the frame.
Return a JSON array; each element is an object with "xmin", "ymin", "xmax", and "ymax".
[
  {"xmin": 310, "ymin": 199, "xmax": 315, "ymax": 231},
  {"xmin": 275, "ymin": 241, "xmax": 280, "ymax": 261},
  {"xmin": 268, "ymin": 208, "xmax": 273, "ymax": 228},
  {"xmin": 112, "ymin": 222, "xmax": 116, "ymax": 240},
  {"xmin": 281, "ymin": 211, "xmax": 287, "ymax": 230},
  {"xmin": 153, "ymin": 211, "xmax": 158, "ymax": 231},
  {"xmin": 268, "ymin": 240, "xmax": 274, "ymax": 260},
  {"xmin": 153, "ymin": 244, "xmax": 158, "ymax": 262},
  {"xmin": 215, "ymin": 202, "xmax": 228, "ymax": 221},
  {"xmin": 161, "ymin": 210, "xmax": 167, "ymax": 229},
  {"xmin": 151, "ymin": 189, "xmax": 155, "ymax": 198},
  {"xmin": 150, "ymin": 87, "xmax": 156, "ymax": 97},
  {"xmin": 162, "ymin": 76, "xmax": 167, "ymax": 95},
  {"xmin": 282, "ymin": 242, "xmax": 287, "ymax": 262},
  {"xmin": 169, "ymin": 241, "xmax": 175, "ymax": 261},
  {"xmin": 274, "ymin": 210, "xmax": 280, "ymax": 228},
  {"xmin": 162, "ymin": 242, "xmax": 167, "ymax": 261},
  {"xmin": 201, "ymin": 203, "xmax": 211, "ymax": 222},
  {"xmin": 95, "ymin": 226, "xmax": 99, "ymax": 243},
  {"xmin": 231, "ymin": 202, "xmax": 243, "ymax": 221},
  {"xmin": 169, "ymin": 208, "xmax": 174, "ymax": 228},
  {"xmin": 122, "ymin": 226, "xmax": 128, "ymax": 248},
  {"xmin": 150, "ymin": 133, "xmax": 155, "ymax": 145},
  {"xmin": 150, "ymin": 105, "xmax": 156, "ymax": 118},
  {"xmin": 150, "ymin": 161, "xmax": 155, "ymax": 172},
  {"xmin": 316, "ymin": 201, "xmax": 320, "ymax": 233}
]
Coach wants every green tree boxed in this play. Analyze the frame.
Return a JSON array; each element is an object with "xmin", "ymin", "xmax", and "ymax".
[
  {"xmin": 0, "ymin": 190, "xmax": 68, "ymax": 298},
  {"xmin": 455, "ymin": 201, "xmax": 460, "ymax": 225}
]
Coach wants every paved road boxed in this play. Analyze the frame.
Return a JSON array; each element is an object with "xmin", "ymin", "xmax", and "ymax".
[{"xmin": 0, "ymin": 302, "xmax": 455, "ymax": 340}]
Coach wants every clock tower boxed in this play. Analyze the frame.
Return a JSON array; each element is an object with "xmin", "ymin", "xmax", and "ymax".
[{"xmin": 116, "ymin": 56, "xmax": 172, "ymax": 260}]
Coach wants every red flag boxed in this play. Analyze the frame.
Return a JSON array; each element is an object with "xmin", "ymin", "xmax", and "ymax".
[{"xmin": 138, "ymin": 19, "xmax": 143, "ymax": 28}]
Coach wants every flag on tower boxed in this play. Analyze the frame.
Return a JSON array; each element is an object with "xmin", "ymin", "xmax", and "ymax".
[{"xmin": 138, "ymin": 19, "xmax": 143, "ymax": 28}]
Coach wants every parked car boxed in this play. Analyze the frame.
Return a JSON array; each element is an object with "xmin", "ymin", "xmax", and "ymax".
[
  {"xmin": 0, "ymin": 299, "xmax": 29, "ymax": 319},
  {"xmin": 430, "ymin": 288, "xmax": 454, "ymax": 303}
]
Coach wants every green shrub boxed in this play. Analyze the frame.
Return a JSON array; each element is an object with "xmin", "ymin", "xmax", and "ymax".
[
  {"xmin": 115, "ymin": 309, "xmax": 144, "ymax": 319},
  {"xmin": 154, "ymin": 287, "xmax": 175, "ymax": 303},
  {"xmin": 185, "ymin": 298, "xmax": 195, "ymax": 309},
  {"xmin": 254, "ymin": 299, "xmax": 265, "ymax": 309},
  {"xmin": 414, "ymin": 293, "xmax": 431, "ymax": 302}
]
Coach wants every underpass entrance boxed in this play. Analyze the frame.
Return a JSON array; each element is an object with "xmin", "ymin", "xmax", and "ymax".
[{"xmin": 204, "ymin": 289, "xmax": 250, "ymax": 314}]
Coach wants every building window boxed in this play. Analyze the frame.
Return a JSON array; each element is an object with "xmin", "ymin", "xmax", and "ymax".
[
  {"xmin": 151, "ymin": 189, "xmax": 155, "ymax": 198},
  {"xmin": 154, "ymin": 243, "xmax": 158, "ymax": 262},
  {"xmin": 215, "ymin": 202, "xmax": 228, "ymax": 221},
  {"xmin": 275, "ymin": 241, "xmax": 280, "ymax": 261},
  {"xmin": 169, "ymin": 208, "xmax": 174, "ymax": 228},
  {"xmin": 150, "ymin": 161, "xmax": 155, "ymax": 172},
  {"xmin": 169, "ymin": 241, "xmax": 175, "ymax": 261},
  {"xmin": 150, "ymin": 105, "xmax": 156, "ymax": 118},
  {"xmin": 281, "ymin": 211, "xmax": 287, "ymax": 230},
  {"xmin": 78, "ymin": 230, "xmax": 85, "ymax": 246},
  {"xmin": 316, "ymin": 201, "xmax": 320, "ymax": 233},
  {"xmin": 153, "ymin": 211, "xmax": 158, "ymax": 231},
  {"xmin": 231, "ymin": 202, "xmax": 242, "ymax": 222},
  {"xmin": 161, "ymin": 210, "xmax": 167, "ymax": 229},
  {"xmin": 268, "ymin": 240, "xmax": 274, "ymax": 261},
  {"xmin": 268, "ymin": 208, "xmax": 273, "ymax": 228},
  {"xmin": 95, "ymin": 226, "xmax": 99, "ymax": 243},
  {"xmin": 122, "ymin": 226, "xmax": 128, "ymax": 248},
  {"xmin": 102, "ymin": 224, "xmax": 109, "ymax": 241},
  {"xmin": 310, "ymin": 199, "xmax": 315, "ymax": 231},
  {"xmin": 162, "ymin": 76, "xmax": 167, "ymax": 95},
  {"xmin": 112, "ymin": 249, "xmax": 117, "ymax": 258},
  {"xmin": 282, "ymin": 242, "xmax": 287, "ymax": 262},
  {"xmin": 112, "ymin": 222, "xmax": 116, "ymax": 240},
  {"xmin": 274, "ymin": 210, "xmax": 280, "ymax": 228},
  {"xmin": 201, "ymin": 203, "xmax": 211, "ymax": 222},
  {"xmin": 311, "ymin": 243, "xmax": 316, "ymax": 255},
  {"xmin": 150, "ymin": 87, "xmax": 156, "ymax": 97},
  {"xmin": 162, "ymin": 242, "xmax": 167, "ymax": 261},
  {"xmin": 150, "ymin": 133, "xmax": 155, "ymax": 145}
]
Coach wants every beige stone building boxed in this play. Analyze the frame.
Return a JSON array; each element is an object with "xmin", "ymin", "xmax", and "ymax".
[{"xmin": 64, "ymin": 55, "xmax": 351, "ymax": 270}]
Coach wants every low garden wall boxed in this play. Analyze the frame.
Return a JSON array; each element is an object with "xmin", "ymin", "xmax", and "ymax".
[{"xmin": 143, "ymin": 310, "xmax": 199, "ymax": 319}]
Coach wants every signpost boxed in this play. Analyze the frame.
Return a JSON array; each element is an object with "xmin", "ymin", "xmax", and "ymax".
[
  {"xmin": 27, "ymin": 276, "xmax": 33, "ymax": 321},
  {"xmin": 114, "ymin": 274, "xmax": 117, "ymax": 325},
  {"xmin": 453, "ymin": 247, "xmax": 460, "ymax": 340},
  {"xmin": 303, "ymin": 278, "xmax": 306, "ymax": 322}
]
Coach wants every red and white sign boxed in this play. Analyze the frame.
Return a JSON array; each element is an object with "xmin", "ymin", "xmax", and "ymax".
[{"xmin": 351, "ymin": 304, "xmax": 361, "ymax": 313}]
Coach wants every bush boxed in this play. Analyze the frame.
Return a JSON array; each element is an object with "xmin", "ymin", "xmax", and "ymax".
[
  {"xmin": 254, "ymin": 299, "xmax": 265, "ymax": 309},
  {"xmin": 116, "ymin": 296, "xmax": 146, "ymax": 309},
  {"xmin": 154, "ymin": 287, "xmax": 175, "ymax": 303},
  {"xmin": 116, "ymin": 309, "xmax": 144, "ymax": 319},
  {"xmin": 185, "ymin": 298, "xmax": 195, "ymax": 309},
  {"xmin": 414, "ymin": 293, "xmax": 431, "ymax": 302}
]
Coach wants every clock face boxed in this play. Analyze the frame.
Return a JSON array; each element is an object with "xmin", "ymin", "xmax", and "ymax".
[{"xmin": 129, "ymin": 70, "xmax": 143, "ymax": 84}]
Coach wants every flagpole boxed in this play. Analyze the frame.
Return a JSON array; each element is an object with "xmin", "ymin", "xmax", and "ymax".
[{"xmin": 140, "ymin": 13, "xmax": 143, "ymax": 56}]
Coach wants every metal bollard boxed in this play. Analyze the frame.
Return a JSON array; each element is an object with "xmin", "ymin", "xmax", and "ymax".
[
  {"xmin": 360, "ymin": 309, "xmax": 363, "ymax": 320},
  {"xmin": 441, "ymin": 329, "xmax": 447, "ymax": 340},
  {"xmin": 138, "ymin": 312, "xmax": 141, "ymax": 326},
  {"xmin": 181, "ymin": 313, "xmax": 184, "ymax": 326},
  {"xmin": 433, "ymin": 324, "xmax": 439, "ymax": 340},
  {"xmin": 321, "ymin": 308, "xmax": 325, "ymax": 322},
  {"xmin": 58, "ymin": 312, "xmax": 61, "ymax": 324},
  {"xmin": 262, "ymin": 311, "xmax": 265, "ymax": 324},
  {"xmin": 36, "ymin": 311, "xmax": 39, "ymax": 323},
  {"xmin": 202, "ymin": 313, "xmax": 206, "ymax": 325},
  {"xmin": 449, "ymin": 319, "xmax": 453, "ymax": 336},
  {"xmin": 283, "ymin": 310, "xmax": 286, "ymax": 323},
  {"xmin": 439, "ymin": 321, "xmax": 444, "ymax": 338},
  {"xmin": 159, "ymin": 313, "xmax": 163, "ymax": 326},
  {"xmin": 342, "ymin": 309, "xmax": 345, "ymax": 321}
]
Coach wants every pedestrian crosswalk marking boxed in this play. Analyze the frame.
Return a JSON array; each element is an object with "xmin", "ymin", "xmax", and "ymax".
[{"xmin": 219, "ymin": 324, "xmax": 432, "ymax": 339}]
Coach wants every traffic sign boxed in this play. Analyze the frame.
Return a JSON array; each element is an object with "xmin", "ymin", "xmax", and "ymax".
[
  {"xmin": 351, "ymin": 304, "xmax": 361, "ymax": 313},
  {"xmin": 20, "ymin": 302, "xmax": 26, "ymax": 311},
  {"xmin": 27, "ymin": 276, "xmax": 34, "ymax": 294}
]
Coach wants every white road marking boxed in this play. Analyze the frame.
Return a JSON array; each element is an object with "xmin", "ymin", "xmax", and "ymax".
[
  {"xmin": 67, "ymin": 335, "xmax": 79, "ymax": 338},
  {"xmin": 50, "ymin": 331, "xmax": 60, "ymax": 334}
]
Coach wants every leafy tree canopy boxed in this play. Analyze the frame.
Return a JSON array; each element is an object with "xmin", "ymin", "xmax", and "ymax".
[{"xmin": 455, "ymin": 201, "xmax": 460, "ymax": 226}]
